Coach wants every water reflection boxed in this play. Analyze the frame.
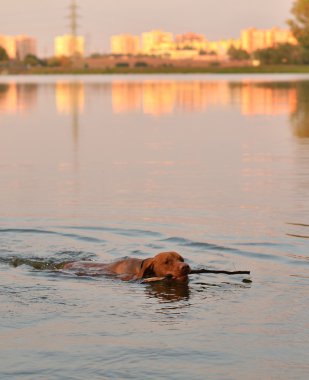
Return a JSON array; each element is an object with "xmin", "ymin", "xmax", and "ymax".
[
  {"xmin": 0, "ymin": 79, "xmax": 308, "ymax": 139},
  {"xmin": 112, "ymin": 80, "xmax": 297, "ymax": 116},
  {"xmin": 290, "ymin": 81, "xmax": 309, "ymax": 138},
  {"xmin": 0, "ymin": 83, "xmax": 37, "ymax": 114},
  {"xmin": 55, "ymin": 82, "xmax": 84, "ymax": 146},
  {"xmin": 112, "ymin": 81, "xmax": 230, "ymax": 115},
  {"xmin": 145, "ymin": 280, "xmax": 190, "ymax": 302},
  {"xmin": 230, "ymin": 82, "xmax": 297, "ymax": 115},
  {"xmin": 56, "ymin": 83, "xmax": 84, "ymax": 115}
]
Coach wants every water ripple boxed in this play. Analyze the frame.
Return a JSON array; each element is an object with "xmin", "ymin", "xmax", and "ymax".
[
  {"xmin": 286, "ymin": 233, "xmax": 309, "ymax": 239},
  {"xmin": 59, "ymin": 225, "xmax": 163, "ymax": 238},
  {"xmin": 0, "ymin": 228, "xmax": 105, "ymax": 243},
  {"xmin": 287, "ymin": 222, "xmax": 309, "ymax": 228},
  {"xmin": 160, "ymin": 236, "xmax": 306, "ymax": 265},
  {"xmin": 0, "ymin": 250, "xmax": 96, "ymax": 270}
]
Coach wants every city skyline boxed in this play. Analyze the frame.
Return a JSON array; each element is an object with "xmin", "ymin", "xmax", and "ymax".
[
  {"xmin": 110, "ymin": 28, "xmax": 295, "ymax": 59},
  {"xmin": 0, "ymin": 25, "xmax": 296, "ymax": 63},
  {"xmin": 0, "ymin": 0, "xmax": 294, "ymax": 57}
]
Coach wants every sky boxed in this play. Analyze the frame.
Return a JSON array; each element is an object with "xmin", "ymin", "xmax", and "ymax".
[{"xmin": 0, "ymin": 0, "xmax": 294, "ymax": 56}]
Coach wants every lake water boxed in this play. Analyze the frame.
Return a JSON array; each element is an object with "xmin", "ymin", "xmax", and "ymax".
[{"xmin": 0, "ymin": 74, "xmax": 308, "ymax": 380}]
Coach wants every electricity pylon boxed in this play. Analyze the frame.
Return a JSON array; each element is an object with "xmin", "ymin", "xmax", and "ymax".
[{"xmin": 68, "ymin": 0, "xmax": 79, "ymax": 58}]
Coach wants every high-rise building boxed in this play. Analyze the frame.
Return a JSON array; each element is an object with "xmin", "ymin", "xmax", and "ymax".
[
  {"xmin": 54, "ymin": 35, "xmax": 85, "ymax": 57},
  {"xmin": 0, "ymin": 35, "xmax": 16, "ymax": 59},
  {"xmin": 0, "ymin": 35, "xmax": 37, "ymax": 60},
  {"xmin": 111, "ymin": 35, "xmax": 140, "ymax": 55},
  {"xmin": 142, "ymin": 30, "xmax": 174, "ymax": 55},
  {"xmin": 241, "ymin": 28, "xmax": 297, "ymax": 53},
  {"xmin": 15, "ymin": 35, "xmax": 37, "ymax": 60},
  {"xmin": 207, "ymin": 39, "xmax": 241, "ymax": 56},
  {"xmin": 175, "ymin": 32, "xmax": 207, "ymax": 51}
]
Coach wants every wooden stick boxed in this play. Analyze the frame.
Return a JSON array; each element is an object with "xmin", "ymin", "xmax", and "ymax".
[
  {"xmin": 141, "ymin": 276, "xmax": 166, "ymax": 283},
  {"xmin": 190, "ymin": 269, "xmax": 251, "ymax": 275},
  {"xmin": 142, "ymin": 269, "xmax": 251, "ymax": 283}
]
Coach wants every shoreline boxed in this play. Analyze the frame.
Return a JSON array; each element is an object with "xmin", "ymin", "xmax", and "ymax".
[{"xmin": 2, "ymin": 65, "xmax": 309, "ymax": 75}]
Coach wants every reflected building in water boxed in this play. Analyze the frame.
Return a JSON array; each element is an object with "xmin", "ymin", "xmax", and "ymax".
[
  {"xmin": 143, "ymin": 82, "xmax": 176, "ymax": 115},
  {"xmin": 56, "ymin": 82, "xmax": 85, "ymax": 115},
  {"xmin": 111, "ymin": 80, "xmax": 297, "ymax": 117},
  {"xmin": 112, "ymin": 82, "xmax": 143, "ymax": 113},
  {"xmin": 112, "ymin": 81, "xmax": 177, "ymax": 115},
  {"xmin": 176, "ymin": 81, "xmax": 230, "ymax": 112},
  {"xmin": 1, "ymin": 79, "xmax": 306, "ymax": 140},
  {"xmin": 0, "ymin": 83, "xmax": 38, "ymax": 114},
  {"xmin": 235, "ymin": 82, "xmax": 297, "ymax": 116},
  {"xmin": 55, "ymin": 82, "xmax": 85, "ymax": 145},
  {"xmin": 112, "ymin": 81, "xmax": 231, "ymax": 116}
]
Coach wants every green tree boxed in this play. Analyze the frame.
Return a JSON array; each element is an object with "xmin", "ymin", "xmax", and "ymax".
[
  {"xmin": 23, "ymin": 54, "xmax": 46, "ymax": 67},
  {"xmin": 0, "ymin": 46, "xmax": 9, "ymax": 62},
  {"xmin": 227, "ymin": 46, "xmax": 250, "ymax": 61},
  {"xmin": 254, "ymin": 43, "xmax": 302, "ymax": 64},
  {"xmin": 288, "ymin": 0, "xmax": 309, "ymax": 49}
]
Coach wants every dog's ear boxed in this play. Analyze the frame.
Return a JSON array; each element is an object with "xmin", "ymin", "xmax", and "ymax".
[{"xmin": 137, "ymin": 258, "xmax": 154, "ymax": 279}]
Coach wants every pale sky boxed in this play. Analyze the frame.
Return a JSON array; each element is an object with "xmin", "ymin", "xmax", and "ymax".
[{"xmin": 0, "ymin": 0, "xmax": 294, "ymax": 56}]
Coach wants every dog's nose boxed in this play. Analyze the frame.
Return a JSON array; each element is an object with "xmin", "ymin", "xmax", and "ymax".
[{"xmin": 181, "ymin": 263, "xmax": 191, "ymax": 274}]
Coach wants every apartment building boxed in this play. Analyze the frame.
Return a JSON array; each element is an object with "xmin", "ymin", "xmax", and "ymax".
[
  {"xmin": 207, "ymin": 39, "xmax": 242, "ymax": 56},
  {"xmin": 15, "ymin": 35, "xmax": 37, "ymax": 60},
  {"xmin": 0, "ymin": 34, "xmax": 36, "ymax": 60},
  {"xmin": 54, "ymin": 35, "xmax": 85, "ymax": 57},
  {"xmin": 111, "ymin": 34, "xmax": 140, "ymax": 55},
  {"xmin": 175, "ymin": 32, "xmax": 207, "ymax": 52},
  {"xmin": 241, "ymin": 27, "xmax": 297, "ymax": 53},
  {"xmin": 141, "ymin": 30, "xmax": 174, "ymax": 55}
]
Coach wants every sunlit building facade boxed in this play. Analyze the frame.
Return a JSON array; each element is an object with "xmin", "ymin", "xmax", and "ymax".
[
  {"xmin": 15, "ymin": 35, "xmax": 37, "ymax": 60},
  {"xmin": 168, "ymin": 50, "xmax": 200, "ymax": 59},
  {"xmin": 207, "ymin": 39, "xmax": 242, "ymax": 56},
  {"xmin": 0, "ymin": 34, "xmax": 36, "ymax": 60},
  {"xmin": 0, "ymin": 35, "xmax": 16, "ymax": 59},
  {"xmin": 175, "ymin": 32, "xmax": 207, "ymax": 52},
  {"xmin": 54, "ymin": 35, "xmax": 85, "ymax": 57},
  {"xmin": 142, "ymin": 30, "xmax": 174, "ymax": 55},
  {"xmin": 111, "ymin": 34, "xmax": 140, "ymax": 55},
  {"xmin": 108, "ymin": 27, "xmax": 298, "ymax": 59},
  {"xmin": 241, "ymin": 28, "xmax": 297, "ymax": 53}
]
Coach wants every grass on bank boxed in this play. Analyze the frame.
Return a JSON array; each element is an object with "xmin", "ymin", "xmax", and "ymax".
[{"xmin": 3, "ymin": 64, "xmax": 309, "ymax": 75}]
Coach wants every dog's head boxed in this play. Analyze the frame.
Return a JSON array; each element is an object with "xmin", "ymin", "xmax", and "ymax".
[{"xmin": 138, "ymin": 251, "xmax": 191, "ymax": 281}]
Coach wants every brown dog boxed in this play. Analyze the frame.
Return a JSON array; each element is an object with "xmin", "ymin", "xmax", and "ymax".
[{"xmin": 63, "ymin": 251, "xmax": 191, "ymax": 281}]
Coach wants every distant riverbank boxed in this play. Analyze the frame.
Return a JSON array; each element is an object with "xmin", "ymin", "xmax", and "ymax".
[{"xmin": 2, "ymin": 64, "xmax": 309, "ymax": 75}]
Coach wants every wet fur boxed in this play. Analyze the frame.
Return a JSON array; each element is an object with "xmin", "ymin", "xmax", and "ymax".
[{"xmin": 63, "ymin": 251, "xmax": 191, "ymax": 281}]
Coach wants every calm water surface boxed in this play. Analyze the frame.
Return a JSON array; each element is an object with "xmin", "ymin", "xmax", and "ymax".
[{"xmin": 0, "ymin": 74, "xmax": 308, "ymax": 379}]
